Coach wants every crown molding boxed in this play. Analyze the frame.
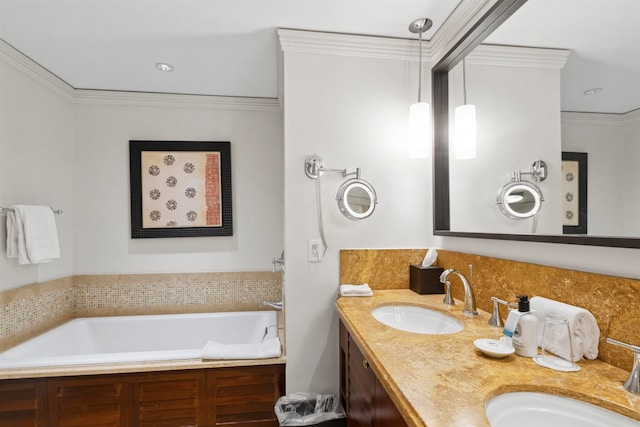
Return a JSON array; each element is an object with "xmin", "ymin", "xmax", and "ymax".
[
  {"xmin": 277, "ymin": 28, "xmax": 432, "ymax": 61},
  {"xmin": 562, "ymin": 109, "xmax": 640, "ymax": 126},
  {"xmin": 0, "ymin": 38, "xmax": 75, "ymax": 101},
  {"xmin": 1, "ymin": 38, "xmax": 280, "ymax": 111},
  {"xmin": 73, "ymin": 90, "xmax": 280, "ymax": 111},
  {"xmin": 467, "ymin": 44, "xmax": 570, "ymax": 69}
]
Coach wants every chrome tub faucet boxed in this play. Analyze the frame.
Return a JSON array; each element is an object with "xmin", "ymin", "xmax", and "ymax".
[{"xmin": 261, "ymin": 300, "xmax": 283, "ymax": 310}]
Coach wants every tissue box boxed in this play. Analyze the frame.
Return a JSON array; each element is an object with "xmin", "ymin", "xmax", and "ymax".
[{"xmin": 409, "ymin": 265, "xmax": 444, "ymax": 295}]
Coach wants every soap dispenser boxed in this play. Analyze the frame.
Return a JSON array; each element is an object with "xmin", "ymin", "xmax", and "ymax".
[{"xmin": 505, "ymin": 295, "xmax": 538, "ymax": 358}]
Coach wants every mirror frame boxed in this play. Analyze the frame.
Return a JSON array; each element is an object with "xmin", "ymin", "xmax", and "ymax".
[{"xmin": 431, "ymin": 0, "xmax": 640, "ymax": 249}]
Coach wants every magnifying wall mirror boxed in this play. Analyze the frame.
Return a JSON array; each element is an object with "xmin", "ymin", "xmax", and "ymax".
[
  {"xmin": 337, "ymin": 179, "xmax": 377, "ymax": 220},
  {"xmin": 304, "ymin": 154, "xmax": 378, "ymax": 220}
]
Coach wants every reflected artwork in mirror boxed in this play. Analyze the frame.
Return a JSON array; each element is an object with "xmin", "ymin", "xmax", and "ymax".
[{"xmin": 432, "ymin": 0, "xmax": 640, "ymax": 248}]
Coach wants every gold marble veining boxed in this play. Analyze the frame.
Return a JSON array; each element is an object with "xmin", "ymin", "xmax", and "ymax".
[
  {"xmin": 340, "ymin": 248, "xmax": 640, "ymax": 372},
  {"xmin": 435, "ymin": 250, "xmax": 640, "ymax": 372},
  {"xmin": 340, "ymin": 249, "xmax": 429, "ymax": 289},
  {"xmin": 337, "ymin": 290, "xmax": 640, "ymax": 427}
]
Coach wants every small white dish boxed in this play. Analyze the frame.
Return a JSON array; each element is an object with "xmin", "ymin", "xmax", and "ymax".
[{"xmin": 474, "ymin": 338, "xmax": 515, "ymax": 358}]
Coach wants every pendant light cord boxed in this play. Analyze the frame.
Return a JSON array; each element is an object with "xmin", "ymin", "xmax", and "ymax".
[
  {"xmin": 462, "ymin": 58, "xmax": 468, "ymax": 104},
  {"xmin": 417, "ymin": 29, "xmax": 423, "ymax": 103}
]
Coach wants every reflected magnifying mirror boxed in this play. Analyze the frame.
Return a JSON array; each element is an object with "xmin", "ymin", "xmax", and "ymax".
[{"xmin": 496, "ymin": 181, "xmax": 543, "ymax": 220}]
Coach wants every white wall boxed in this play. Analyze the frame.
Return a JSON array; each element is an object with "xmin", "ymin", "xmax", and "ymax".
[
  {"xmin": 1, "ymin": 44, "xmax": 284, "ymax": 289},
  {"xmin": 281, "ymin": 40, "xmax": 433, "ymax": 394},
  {"xmin": 73, "ymin": 101, "xmax": 283, "ymax": 274},
  {"xmin": 562, "ymin": 111, "xmax": 640, "ymax": 236},
  {"xmin": 0, "ymin": 54, "xmax": 75, "ymax": 291},
  {"xmin": 622, "ymin": 114, "xmax": 640, "ymax": 236}
]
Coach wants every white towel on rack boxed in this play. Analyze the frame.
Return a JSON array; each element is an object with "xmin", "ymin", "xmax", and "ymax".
[
  {"xmin": 201, "ymin": 337, "xmax": 282, "ymax": 360},
  {"xmin": 530, "ymin": 296, "xmax": 600, "ymax": 362},
  {"xmin": 6, "ymin": 211, "xmax": 28, "ymax": 264},
  {"xmin": 6, "ymin": 205, "xmax": 60, "ymax": 264}
]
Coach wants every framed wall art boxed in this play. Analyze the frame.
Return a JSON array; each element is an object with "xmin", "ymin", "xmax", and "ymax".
[
  {"xmin": 561, "ymin": 151, "xmax": 587, "ymax": 235},
  {"xmin": 129, "ymin": 140, "xmax": 232, "ymax": 238}
]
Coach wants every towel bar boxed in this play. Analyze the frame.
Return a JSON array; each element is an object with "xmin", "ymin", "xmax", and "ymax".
[{"xmin": 0, "ymin": 206, "xmax": 63, "ymax": 215}]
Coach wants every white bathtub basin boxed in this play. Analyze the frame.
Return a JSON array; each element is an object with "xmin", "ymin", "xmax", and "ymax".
[
  {"xmin": 0, "ymin": 311, "xmax": 279, "ymax": 369},
  {"xmin": 371, "ymin": 305, "xmax": 463, "ymax": 334},
  {"xmin": 485, "ymin": 392, "xmax": 640, "ymax": 427}
]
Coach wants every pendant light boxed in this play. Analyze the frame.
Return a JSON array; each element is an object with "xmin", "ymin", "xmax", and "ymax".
[
  {"xmin": 454, "ymin": 59, "xmax": 477, "ymax": 159},
  {"xmin": 408, "ymin": 18, "xmax": 433, "ymax": 158}
]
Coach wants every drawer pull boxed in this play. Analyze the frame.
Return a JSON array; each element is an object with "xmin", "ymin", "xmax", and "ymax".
[{"xmin": 362, "ymin": 359, "xmax": 369, "ymax": 369}]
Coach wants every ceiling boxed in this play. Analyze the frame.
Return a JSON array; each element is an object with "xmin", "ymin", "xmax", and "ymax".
[
  {"xmin": 1, "ymin": 0, "xmax": 636, "ymax": 113},
  {"xmin": 0, "ymin": 0, "xmax": 460, "ymax": 99},
  {"xmin": 485, "ymin": 0, "xmax": 640, "ymax": 114}
]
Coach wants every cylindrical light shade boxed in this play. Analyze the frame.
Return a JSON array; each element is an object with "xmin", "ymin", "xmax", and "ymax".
[
  {"xmin": 409, "ymin": 102, "xmax": 431, "ymax": 158},
  {"xmin": 454, "ymin": 104, "xmax": 477, "ymax": 159}
]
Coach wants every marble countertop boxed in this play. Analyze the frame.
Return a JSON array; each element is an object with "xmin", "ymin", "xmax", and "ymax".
[{"xmin": 336, "ymin": 289, "xmax": 640, "ymax": 427}]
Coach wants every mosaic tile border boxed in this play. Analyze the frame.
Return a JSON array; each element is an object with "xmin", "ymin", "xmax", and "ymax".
[{"xmin": 0, "ymin": 277, "xmax": 74, "ymax": 351}]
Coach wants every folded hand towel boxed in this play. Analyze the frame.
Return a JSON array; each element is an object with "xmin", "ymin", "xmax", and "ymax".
[
  {"xmin": 530, "ymin": 296, "xmax": 600, "ymax": 362},
  {"xmin": 339, "ymin": 283, "xmax": 373, "ymax": 297},
  {"xmin": 202, "ymin": 337, "xmax": 281, "ymax": 360},
  {"xmin": 7, "ymin": 205, "xmax": 60, "ymax": 264}
]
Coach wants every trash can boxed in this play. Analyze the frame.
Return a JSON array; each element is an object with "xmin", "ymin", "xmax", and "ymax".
[{"xmin": 275, "ymin": 392, "xmax": 346, "ymax": 426}]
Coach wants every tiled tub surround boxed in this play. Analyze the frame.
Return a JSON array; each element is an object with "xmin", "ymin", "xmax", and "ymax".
[
  {"xmin": 0, "ymin": 272, "xmax": 282, "ymax": 354},
  {"xmin": 340, "ymin": 249, "xmax": 640, "ymax": 372}
]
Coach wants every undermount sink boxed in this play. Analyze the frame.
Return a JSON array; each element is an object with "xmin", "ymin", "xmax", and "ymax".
[
  {"xmin": 485, "ymin": 392, "xmax": 640, "ymax": 427},
  {"xmin": 371, "ymin": 305, "xmax": 463, "ymax": 335}
]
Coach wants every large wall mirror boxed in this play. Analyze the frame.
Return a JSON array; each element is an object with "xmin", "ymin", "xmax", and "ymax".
[{"xmin": 433, "ymin": 0, "xmax": 640, "ymax": 249}]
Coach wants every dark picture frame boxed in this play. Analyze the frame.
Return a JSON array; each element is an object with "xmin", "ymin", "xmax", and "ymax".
[
  {"xmin": 129, "ymin": 140, "xmax": 232, "ymax": 238},
  {"xmin": 561, "ymin": 151, "xmax": 587, "ymax": 235}
]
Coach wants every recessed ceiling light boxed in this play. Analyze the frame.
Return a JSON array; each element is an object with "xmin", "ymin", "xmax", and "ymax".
[
  {"xmin": 583, "ymin": 87, "xmax": 602, "ymax": 96},
  {"xmin": 155, "ymin": 63, "xmax": 174, "ymax": 72}
]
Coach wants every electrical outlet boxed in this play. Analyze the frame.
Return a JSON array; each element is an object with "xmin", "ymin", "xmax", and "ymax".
[{"xmin": 308, "ymin": 239, "xmax": 323, "ymax": 262}]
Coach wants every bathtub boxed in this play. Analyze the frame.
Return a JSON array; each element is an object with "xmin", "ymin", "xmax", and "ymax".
[{"xmin": 0, "ymin": 311, "xmax": 279, "ymax": 369}]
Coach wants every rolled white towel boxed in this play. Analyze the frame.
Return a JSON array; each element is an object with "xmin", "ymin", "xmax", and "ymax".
[
  {"xmin": 339, "ymin": 283, "xmax": 373, "ymax": 297},
  {"xmin": 202, "ymin": 337, "xmax": 281, "ymax": 360},
  {"xmin": 530, "ymin": 296, "xmax": 600, "ymax": 362}
]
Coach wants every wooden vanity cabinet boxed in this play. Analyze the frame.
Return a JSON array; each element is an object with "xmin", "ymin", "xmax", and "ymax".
[{"xmin": 339, "ymin": 321, "xmax": 407, "ymax": 427}]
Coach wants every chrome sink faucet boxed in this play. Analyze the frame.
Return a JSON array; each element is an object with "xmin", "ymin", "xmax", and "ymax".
[
  {"xmin": 606, "ymin": 338, "xmax": 640, "ymax": 394},
  {"xmin": 439, "ymin": 268, "xmax": 478, "ymax": 316}
]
